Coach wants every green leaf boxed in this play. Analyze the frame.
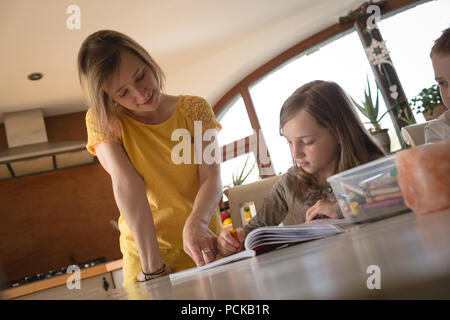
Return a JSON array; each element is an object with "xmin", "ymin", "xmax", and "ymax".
[
  {"xmin": 352, "ymin": 74, "xmax": 387, "ymax": 129},
  {"xmin": 351, "ymin": 96, "xmax": 369, "ymax": 118},
  {"xmin": 231, "ymin": 154, "xmax": 255, "ymax": 186},
  {"xmin": 374, "ymin": 86, "xmax": 379, "ymax": 119}
]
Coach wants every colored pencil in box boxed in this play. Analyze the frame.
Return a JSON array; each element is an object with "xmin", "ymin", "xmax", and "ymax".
[{"xmin": 366, "ymin": 186, "xmax": 401, "ymax": 197}]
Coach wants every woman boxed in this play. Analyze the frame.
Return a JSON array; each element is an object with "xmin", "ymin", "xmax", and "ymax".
[{"xmin": 78, "ymin": 30, "xmax": 223, "ymax": 287}]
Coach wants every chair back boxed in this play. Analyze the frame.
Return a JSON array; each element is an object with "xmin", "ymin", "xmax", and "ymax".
[
  {"xmin": 227, "ymin": 175, "xmax": 281, "ymax": 229},
  {"xmin": 401, "ymin": 123, "xmax": 427, "ymax": 147}
]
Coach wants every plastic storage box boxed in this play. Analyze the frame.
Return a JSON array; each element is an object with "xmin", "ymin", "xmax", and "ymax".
[{"xmin": 327, "ymin": 154, "xmax": 409, "ymax": 223}]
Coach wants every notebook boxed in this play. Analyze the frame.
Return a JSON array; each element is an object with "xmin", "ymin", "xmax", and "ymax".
[
  {"xmin": 169, "ymin": 219, "xmax": 347, "ymax": 280},
  {"xmin": 169, "ymin": 249, "xmax": 256, "ymax": 281},
  {"xmin": 243, "ymin": 221, "xmax": 343, "ymax": 254}
]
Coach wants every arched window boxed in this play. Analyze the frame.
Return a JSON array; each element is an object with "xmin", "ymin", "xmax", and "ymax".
[{"xmin": 216, "ymin": 0, "xmax": 449, "ymax": 184}]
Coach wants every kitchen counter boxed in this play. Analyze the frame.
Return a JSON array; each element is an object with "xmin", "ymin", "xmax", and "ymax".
[{"xmin": 0, "ymin": 259, "xmax": 123, "ymax": 300}]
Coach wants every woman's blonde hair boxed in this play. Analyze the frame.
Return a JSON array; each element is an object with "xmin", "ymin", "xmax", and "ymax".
[
  {"xmin": 279, "ymin": 80, "xmax": 385, "ymax": 201},
  {"xmin": 77, "ymin": 30, "xmax": 165, "ymax": 139}
]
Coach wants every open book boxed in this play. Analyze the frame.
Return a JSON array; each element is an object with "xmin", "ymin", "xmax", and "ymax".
[
  {"xmin": 170, "ymin": 219, "xmax": 347, "ymax": 281},
  {"xmin": 244, "ymin": 221, "xmax": 343, "ymax": 254},
  {"xmin": 169, "ymin": 249, "xmax": 256, "ymax": 280}
]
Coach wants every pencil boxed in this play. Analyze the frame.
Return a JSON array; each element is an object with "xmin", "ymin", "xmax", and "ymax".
[{"xmin": 230, "ymin": 229, "xmax": 242, "ymax": 252}]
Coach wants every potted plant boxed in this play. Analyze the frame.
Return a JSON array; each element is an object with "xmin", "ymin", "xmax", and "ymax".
[
  {"xmin": 398, "ymin": 106, "xmax": 416, "ymax": 125},
  {"xmin": 223, "ymin": 154, "xmax": 256, "ymax": 189},
  {"xmin": 221, "ymin": 155, "xmax": 256, "ymax": 228},
  {"xmin": 410, "ymin": 84, "xmax": 445, "ymax": 121},
  {"xmin": 222, "ymin": 154, "xmax": 256, "ymax": 198},
  {"xmin": 351, "ymin": 76, "xmax": 394, "ymax": 153}
]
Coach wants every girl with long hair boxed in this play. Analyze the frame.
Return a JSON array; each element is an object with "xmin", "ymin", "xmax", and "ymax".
[{"xmin": 218, "ymin": 80, "xmax": 385, "ymax": 256}]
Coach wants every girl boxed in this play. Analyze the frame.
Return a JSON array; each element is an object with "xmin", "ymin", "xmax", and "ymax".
[
  {"xmin": 78, "ymin": 30, "xmax": 223, "ymax": 286},
  {"xmin": 218, "ymin": 80, "xmax": 385, "ymax": 256}
]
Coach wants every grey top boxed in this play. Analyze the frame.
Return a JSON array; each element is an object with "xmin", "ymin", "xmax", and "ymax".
[{"xmin": 243, "ymin": 166, "xmax": 342, "ymax": 235}]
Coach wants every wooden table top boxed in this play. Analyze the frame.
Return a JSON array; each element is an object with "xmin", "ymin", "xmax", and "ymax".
[{"xmin": 78, "ymin": 209, "xmax": 450, "ymax": 300}]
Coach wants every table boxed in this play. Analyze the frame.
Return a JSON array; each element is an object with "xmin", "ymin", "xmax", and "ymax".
[{"xmin": 78, "ymin": 209, "xmax": 450, "ymax": 300}]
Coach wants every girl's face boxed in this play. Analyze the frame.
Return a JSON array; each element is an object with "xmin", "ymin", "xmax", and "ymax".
[
  {"xmin": 282, "ymin": 109, "xmax": 339, "ymax": 182},
  {"xmin": 108, "ymin": 50, "xmax": 161, "ymax": 116}
]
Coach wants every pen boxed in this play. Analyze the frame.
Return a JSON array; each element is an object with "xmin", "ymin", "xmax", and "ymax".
[{"xmin": 230, "ymin": 229, "xmax": 242, "ymax": 252}]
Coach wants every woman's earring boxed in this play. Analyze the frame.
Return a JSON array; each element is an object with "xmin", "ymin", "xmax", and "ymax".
[{"xmin": 113, "ymin": 101, "xmax": 118, "ymax": 107}]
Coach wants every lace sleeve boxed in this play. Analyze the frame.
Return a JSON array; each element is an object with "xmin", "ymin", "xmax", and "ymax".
[{"xmin": 85, "ymin": 109, "xmax": 121, "ymax": 155}]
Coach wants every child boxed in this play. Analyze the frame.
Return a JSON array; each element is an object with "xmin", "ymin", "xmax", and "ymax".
[
  {"xmin": 425, "ymin": 27, "xmax": 450, "ymax": 143},
  {"xmin": 218, "ymin": 80, "xmax": 385, "ymax": 256}
]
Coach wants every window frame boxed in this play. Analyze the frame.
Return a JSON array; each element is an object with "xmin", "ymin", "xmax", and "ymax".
[{"xmin": 214, "ymin": 0, "xmax": 425, "ymax": 179}]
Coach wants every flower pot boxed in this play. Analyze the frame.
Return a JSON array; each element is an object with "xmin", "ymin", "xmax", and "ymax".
[
  {"xmin": 370, "ymin": 128, "xmax": 391, "ymax": 154},
  {"xmin": 423, "ymin": 103, "xmax": 447, "ymax": 121}
]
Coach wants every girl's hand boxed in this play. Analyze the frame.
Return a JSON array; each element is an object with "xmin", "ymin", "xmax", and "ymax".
[
  {"xmin": 183, "ymin": 220, "xmax": 218, "ymax": 266},
  {"xmin": 305, "ymin": 200, "xmax": 338, "ymax": 222},
  {"xmin": 217, "ymin": 228, "xmax": 245, "ymax": 257}
]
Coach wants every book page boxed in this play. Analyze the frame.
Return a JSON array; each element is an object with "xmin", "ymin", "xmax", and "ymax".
[
  {"xmin": 305, "ymin": 218, "xmax": 360, "ymax": 231},
  {"xmin": 169, "ymin": 250, "xmax": 256, "ymax": 281},
  {"xmin": 244, "ymin": 224, "xmax": 343, "ymax": 251}
]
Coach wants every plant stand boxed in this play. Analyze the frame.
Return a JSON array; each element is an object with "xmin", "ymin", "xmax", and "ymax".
[
  {"xmin": 423, "ymin": 104, "xmax": 447, "ymax": 121},
  {"xmin": 371, "ymin": 128, "xmax": 391, "ymax": 154}
]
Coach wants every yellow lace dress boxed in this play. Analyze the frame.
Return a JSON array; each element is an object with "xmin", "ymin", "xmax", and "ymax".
[{"xmin": 86, "ymin": 95, "xmax": 223, "ymax": 287}]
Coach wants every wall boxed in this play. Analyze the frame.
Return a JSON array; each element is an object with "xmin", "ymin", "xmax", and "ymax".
[{"xmin": 0, "ymin": 112, "xmax": 121, "ymax": 285}]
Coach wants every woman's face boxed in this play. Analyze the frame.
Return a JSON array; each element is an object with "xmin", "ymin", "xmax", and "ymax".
[
  {"xmin": 108, "ymin": 50, "xmax": 161, "ymax": 116},
  {"xmin": 282, "ymin": 109, "xmax": 339, "ymax": 181}
]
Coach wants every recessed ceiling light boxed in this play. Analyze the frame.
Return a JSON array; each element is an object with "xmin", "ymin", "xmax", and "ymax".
[{"xmin": 28, "ymin": 72, "xmax": 43, "ymax": 81}]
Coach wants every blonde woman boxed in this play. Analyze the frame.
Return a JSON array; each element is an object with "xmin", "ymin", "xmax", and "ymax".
[
  {"xmin": 218, "ymin": 80, "xmax": 385, "ymax": 256},
  {"xmin": 78, "ymin": 30, "xmax": 222, "ymax": 287}
]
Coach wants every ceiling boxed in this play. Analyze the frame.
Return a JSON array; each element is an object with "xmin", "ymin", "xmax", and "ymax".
[{"xmin": 0, "ymin": 0, "xmax": 364, "ymax": 123}]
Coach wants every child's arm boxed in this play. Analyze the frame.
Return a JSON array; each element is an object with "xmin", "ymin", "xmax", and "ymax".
[{"xmin": 218, "ymin": 228, "xmax": 245, "ymax": 256}]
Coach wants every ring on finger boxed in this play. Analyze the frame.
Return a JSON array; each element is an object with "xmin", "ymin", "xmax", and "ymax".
[{"xmin": 201, "ymin": 247, "xmax": 211, "ymax": 256}]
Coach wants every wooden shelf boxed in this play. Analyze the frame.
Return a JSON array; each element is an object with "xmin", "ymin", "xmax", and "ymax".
[{"xmin": 0, "ymin": 259, "xmax": 123, "ymax": 300}]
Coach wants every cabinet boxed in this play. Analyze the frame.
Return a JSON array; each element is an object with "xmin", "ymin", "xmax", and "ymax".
[
  {"xmin": 111, "ymin": 269, "xmax": 123, "ymax": 289},
  {"xmin": 15, "ymin": 272, "xmax": 114, "ymax": 300}
]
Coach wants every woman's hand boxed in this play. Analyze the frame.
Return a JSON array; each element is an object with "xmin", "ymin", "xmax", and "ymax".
[
  {"xmin": 136, "ymin": 265, "xmax": 171, "ymax": 282},
  {"xmin": 305, "ymin": 200, "xmax": 338, "ymax": 222},
  {"xmin": 183, "ymin": 219, "xmax": 218, "ymax": 266},
  {"xmin": 217, "ymin": 228, "xmax": 245, "ymax": 257}
]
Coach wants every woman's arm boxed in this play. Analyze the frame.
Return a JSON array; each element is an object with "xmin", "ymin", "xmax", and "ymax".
[
  {"xmin": 94, "ymin": 142, "xmax": 164, "ymax": 275},
  {"xmin": 183, "ymin": 130, "xmax": 223, "ymax": 266}
]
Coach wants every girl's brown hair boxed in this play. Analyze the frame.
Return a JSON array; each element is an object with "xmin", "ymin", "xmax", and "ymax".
[
  {"xmin": 77, "ymin": 30, "xmax": 165, "ymax": 139},
  {"xmin": 279, "ymin": 80, "xmax": 385, "ymax": 201}
]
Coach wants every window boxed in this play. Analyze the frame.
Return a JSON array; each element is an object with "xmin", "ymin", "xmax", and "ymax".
[
  {"xmin": 216, "ymin": 1, "xmax": 446, "ymax": 176},
  {"xmin": 217, "ymin": 95, "xmax": 260, "ymax": 189},
  {"xmin": 217, "ymin": 95, "xmax": 254, "ymax": 147},
  {"xmin": 378, "ymin": 0, "xmax": 450, "ymax": 123},
  {"xmin": 249, "ymin": 30, "xmax": 401, "ymax": 174},
  {"xmin": 220, "ymin": 152, "xmax": 259, "ymax": 190}
]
